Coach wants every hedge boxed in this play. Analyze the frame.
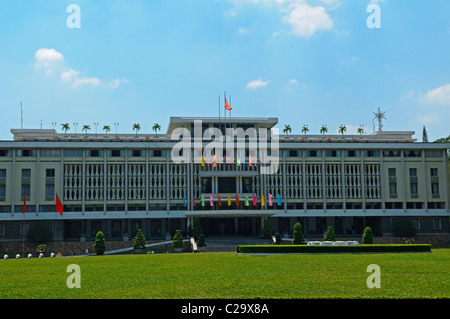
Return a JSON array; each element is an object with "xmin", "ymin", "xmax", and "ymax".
[{"xmin": 236, "ymin": 244, "xmax": 431, "ymax": 254}]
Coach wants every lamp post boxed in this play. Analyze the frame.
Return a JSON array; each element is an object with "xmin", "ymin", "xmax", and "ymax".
[
  {"xmin": 73, "ymin": 122, "xmax": 78, "ymax": 135},
  {"xmin": 114, "ymin": 123, "xmax": 119, "ymax": 137}
]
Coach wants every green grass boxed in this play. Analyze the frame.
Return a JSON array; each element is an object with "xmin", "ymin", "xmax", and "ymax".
[{"xmin": 1, "ymin": 249, "xmax": 449, "ymax": 299}]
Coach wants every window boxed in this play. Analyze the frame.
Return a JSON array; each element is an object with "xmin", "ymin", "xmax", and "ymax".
[
  {"xmin": 410, "ymin": 183, "xmax": 418, "ymax": 195},
  {"xmin": 0, "ymin": 150, "xmax": 11, "ymax": 157},
  {"xmin": 388, "ymin": 168, "xmax": 396, "ymax": 177},
  {"xmin": 17, "ymin": 149, "xmax": 36, "ymax": 157},
  {"xmin": 40, "ymin": 149, "xmax": 61, "ymax": 157},
  {"xmin": 364, "ymin": 150, "xmax": 379, "ymax": 157},
  {"xmin": 430, "ymin": 168, "xmax": 438, "ymax": 177},
  {"xmin": 218, "ymin": 177, "xmax": 236, "ymax": 193},
  {"xmin": 201, "ymin": 178, "xmax": 212, "ymax": 193},
  {"xmin": 325, "ymin": 150, "xmax": 340, "ymax": 157},
  {"xmin": 431, "ymin": 183, "xmax": 439, "ymax": 194},
  {"xmin": 45, "ymin": 184, "xmax": 54, "ymax": 197},
  {"xmin": 88, "ymin": 150, "xmax": 100, "ymax": 157},
  {"xmin": 425, "ymin": 151, "xmax": 441, "ymax": 158},
  {"xmin": 21, "ymin": 185, "xmax": 31, "ymax": 197},
  {"xmin": 433, "ymin": 218, "xmax": 441, "ymax": 230},
  {"xmin": 46, "ymin": 169, "xmax": 55, "ymax": 177},
  {"xmin": 64, "ymin": 149, "xmax": 83, "ymax": 157},
  {"xmin": 243, "ymin": 177, "xmax": 253, "ymax": 193},
  {"xmin": 111, "ymin": 150, "xmax": 122, "ymax": 157},
  {"xmin": 413, "ymin": 218, "xmax": 420, "ymax": 230},
  {"xmin": 0, "ymin": 169, "xmax": 6, "ymax": 178},
  {"xmin": 409, "ymin": 168, "xmax": 417, "ymax": 177},
  {"xmin": 389, "ymin": 183, "xmax": 397, "ymax": 195},
  {"xmin": 345, "ymin": 150, "xmax": 360, "ymax": 157},
  {"xmin": 305, "ymin": 150, "xmax": 321, "ymax": 157},
  {"xmin": 130, "ymin": 150, "xmax": 142, "ymax": 157},
  {"xmin": 0, "ymin": 185, "xmax": 5, "ymax": 200},
  {"xmin": 22, "ymin": 169, "xmax": 31, "ymax": 178}
]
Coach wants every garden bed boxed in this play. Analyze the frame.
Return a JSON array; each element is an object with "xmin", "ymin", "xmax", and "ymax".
[{"xmin": 236, "ymin": 244, "xmax": 432, "ymax": 254}]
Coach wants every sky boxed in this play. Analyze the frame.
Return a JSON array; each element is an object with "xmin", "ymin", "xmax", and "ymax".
[{"xmin": 0, "ymin": 0, "xmax": 450, "ymax": 141}]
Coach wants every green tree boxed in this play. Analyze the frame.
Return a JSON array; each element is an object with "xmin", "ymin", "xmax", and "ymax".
[
  {"xmin": 132, "ymin": 123, "xmax": 141, "ymax": 135},
  {"xmin": 338, "ymin": 124, "xmax": 347, "ymax": 135},
  {"xmin": 362, "ymin": 226, "xmax": 374, "ymax": 244},
  {"xmin": 292, "ymin": 222, "xmax": 305, "ymax": 245},
  {"xmin": 324, "ymin": 226, "xmax": 336, "ymax": 241},
  {"xmin": 61, "ymin": 123, "xmax": 70, "ymax": 134},
  {"xmin": 320, "ymin": 125, "xmax": 328, "ymax": 135},
  {"xmin": 93, "ymin": 231, "xmax": 106, "ymax": 255},
  {"xmin": 132, "ymin": 229, "xmax": 147, "ymax": 251},
  {"xmin": 152, "ymin": 123, "xmax": 161, "ymax": 135},
  {"xmin": 302, "ymin": 124, "xmax": 309, "ymax": 135},
  {"xmin": 103, "ymin": 125, "xmax": 111, "ymax": 134},
  {"xmin": 262, "ymin": 219, "xmax": 272, "ymax": 238},
  {"xmin": 172, "ymin": 229, "xmax": 184, "ymax": 249},
  {"xmin": 283, "ymin": 124, "xmax": 292, "ymax": 135},
  {"xmin": 82, "ymin": 125, "xmax": 90, "ymax": 134},
  {"xmin": 192, "ymin": 217, "xmax": 202, "ymax": 239}
]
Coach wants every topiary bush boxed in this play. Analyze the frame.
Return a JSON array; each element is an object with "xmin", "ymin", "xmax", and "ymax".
[
  {"xmin": 132, "ymin": 229, "xmax": 147, "ymax": 251},
  {"xmin": 172, "ymin": 229, "xmax": 184, "ymax": 250},
  {"xmin": 324, "ymin": 226, "xmax": 336, "ymax": 241},
  {"xmin": 292, "ymin": 222, "xmax": 305, "ymax": 245},
  {"xmin": 262, "ymin": 219, "xmax": 272, "ymax": 238},
  {"xmin": 362, "ymin": 226, "xmax": 374, "ymax": 244},
  {"xmin": 93, "ymin": 231, "xmax": 106, "ymax": 255}
]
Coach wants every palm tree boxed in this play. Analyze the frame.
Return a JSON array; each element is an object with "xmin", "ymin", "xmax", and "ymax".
[
  {"xmin": 61, "ymin": 123, "xmax": 70, "ymax": 134},
  {"xmin": 357, "ymin": 125, "xmax": 365, "ymax": 135},
  {"xmin": 338, "ymin": 124, "xmax": 347, "ymax": 135},
  {"xmin": 152, "ymin": 123, "xmax": 161, "ymax": 135},
  {"xmin": 283, "ymin": 124, "xmax": 292, "ymax": 135},
  {"xmin": 132, "ymin": 123, "xmax": 141, "ymax": 135},
  {"xmin": 320, "ymin": 125, "xmax": 328, "ymax": 135},
  {"xmin": 103, "ymin": 125, "xmax": 111, "ymax": 134},
  {"xmin": 82, "ymin": 125, "xmax": 91, "ymax": 134},
  {"xmin": 301, "ymin": 125, "xmax": 309, "ymax": 135}
]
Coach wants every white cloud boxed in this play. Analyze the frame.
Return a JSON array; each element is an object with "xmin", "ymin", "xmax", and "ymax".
[
  {"xmin": 246, "ymin": 78, "xmax": 270, "ymax": 89},
  {"xmin": 420, "ymin": 83, "xmax": 450, "ymax": 105},
  {"xmin": 238, "ymin": 27, "xmax": 250, "ymax": 34},
  {"xmin": 227, "ymin": 0, "xmax": 334, "ymax": 38},
  {"xmin": 283, "ymin": 2, "xmax": 333, "ymax": 38},
  {"xmin": 34, "ymin": 48, "xmax": 64, "ymax": 67},
  {"xmin": 34, "ymin": 48, "xmax": 127, "ymax": 89}
]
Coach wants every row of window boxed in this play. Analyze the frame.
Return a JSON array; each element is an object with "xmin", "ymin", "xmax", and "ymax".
[{"xmin": 0, "ymin": 148, "xmax": 444, "ymax": 158}]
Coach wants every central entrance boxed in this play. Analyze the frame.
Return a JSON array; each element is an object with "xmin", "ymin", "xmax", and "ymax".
[{"xmin": 201, "ymin": 217, "xmax": 261, "ymax": 237}]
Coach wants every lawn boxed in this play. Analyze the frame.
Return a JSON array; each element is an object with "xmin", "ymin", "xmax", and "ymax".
[{"xmin": 0, "ymin": 249, "xmax": 449, "ymax": 299}]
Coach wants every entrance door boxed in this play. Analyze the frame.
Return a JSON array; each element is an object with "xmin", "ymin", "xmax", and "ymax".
[{"xmin": 203, "ymin": 217, "xmax": 260, "ymax": 237}]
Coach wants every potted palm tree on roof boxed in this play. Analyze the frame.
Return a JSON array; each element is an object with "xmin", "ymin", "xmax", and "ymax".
[
  {"xmin": 320, "ymin": 124, "xmax": 328, "ymax": 135},
  {"xmin": 283, "ymin": 125, "xmax": 292, "ymax": 135},
  {"xmin": 82, "ymin": 125, "xmax": 90, "ymax": 134},
  {"xmin": 61, "ymin": 123, "xmax": 70, "ymax": 134},
  {"xmin": 132, "ymin": 123, "xmax": 141, "ymax": 135},
  {"xmin": 301, "ymin": 124, "xmax": 309, "ymax": 135},
  {"xmin": 338, "ymin": 124, "xmax": 347, "ymax": 135},
  {"xmin": 103, "ymin": 125, "xmax": 111, "ymax": 134},
  {"xmin": 152, "ymin": 123, "xmax": 161, "ymax": 135}
]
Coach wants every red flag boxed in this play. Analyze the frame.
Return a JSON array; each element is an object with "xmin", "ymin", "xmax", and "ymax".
[
  {"xmin": 225, "ymin": 97, "xmax": 232, "ymax": 111},
  {"xmin": 235, "ymin": 193, "xmax": 240, "ymax": 206},
  {"xmin": 23, "ymin": 193, "xmax": 26, "ymax": 214},
  {"xmin": 56, "ymin": 193, "xmax": 63, "ymax": 215}
]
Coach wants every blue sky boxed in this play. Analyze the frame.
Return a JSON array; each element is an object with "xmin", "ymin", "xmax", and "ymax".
[{"xmin": 1, "ymin": 0, "xmax": 450, "ymax": 141}]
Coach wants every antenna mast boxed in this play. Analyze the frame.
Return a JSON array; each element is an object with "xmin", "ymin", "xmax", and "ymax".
[{"xmin": 373, "ymin": 107, "xmax": 386, "ymax": 132}]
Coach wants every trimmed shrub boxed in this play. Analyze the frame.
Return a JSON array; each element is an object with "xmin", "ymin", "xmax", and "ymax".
[
  {"xmin": 292, "ymin": 222, "xmax": 305, "ymax": 245},
  {"xmin": 362, "ymin": 227, "xmax": 374, "ymax": 244},
  {"xmin": 93, "ymin": 231, "xmax": 106, "ymax": 255},
  {"xmin": 192, "ymin": 218, "xmax": 202, "ymax": 239},
  {"xmin": 132, "ymin": 229, "xmax": 147, "ymax": 251},
  {"xmin": 172, "ymin": 229, "xmax": 184, "ymax": 249},
  {"xmin": 236, "ymin": 244, "xmax": 431, "ymax": 254},
  {"xmin": 324, "ymin": 226, "xmax": 336, "ymax": 241}
]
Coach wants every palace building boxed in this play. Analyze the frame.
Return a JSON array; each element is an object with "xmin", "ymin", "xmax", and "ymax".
[{"xmin": 0, "ymin": 116, "xmax": 449, "ymax": 242}]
